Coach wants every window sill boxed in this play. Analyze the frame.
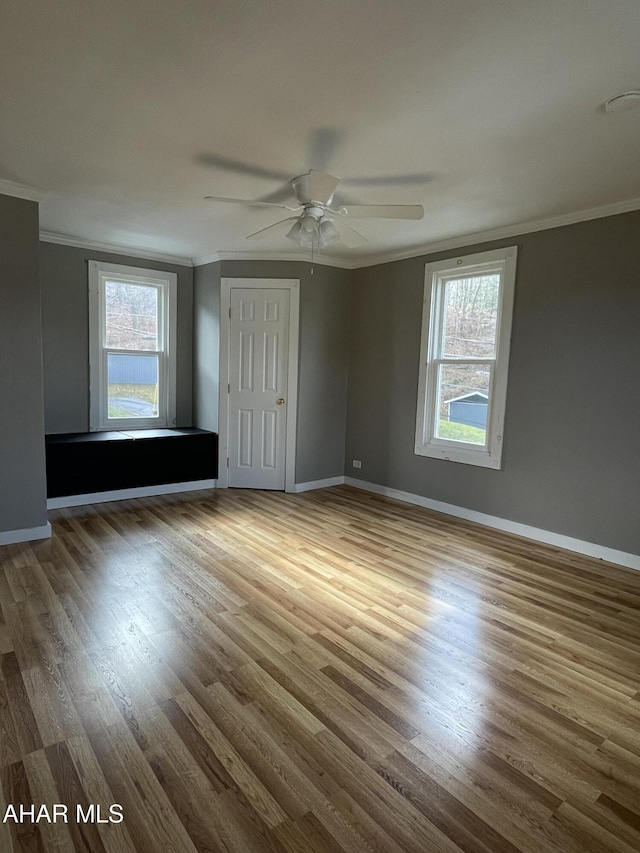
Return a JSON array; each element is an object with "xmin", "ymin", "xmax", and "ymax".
[{"xmin": 414, "ymin": 443, "xmax": 502, "ymax": 469}]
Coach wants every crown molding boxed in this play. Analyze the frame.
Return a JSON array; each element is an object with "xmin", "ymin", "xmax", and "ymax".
[
  {"xmin": 191, "ymin": 251, "xmax": 221, "ymax": 266},
  {"xmin": 210, "ymin": 250, "xmax": 354, "ymax": 269},
  {"xmin": 0, "ymin": 178, "xmax": 48, "ymax": 203},
  {"xmin": 39, "ymin": 231, "xmax": 193, "ymax": 267},
  {"xmin": 350, "ymin": 195, "xmax": 640, "ymax": 269}
]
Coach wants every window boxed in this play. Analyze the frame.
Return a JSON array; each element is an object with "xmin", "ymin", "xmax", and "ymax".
[
  {"xmin": 415, "ymin": 246, "xmax": 517, "ymax": 469},
  {"xmin": 89, "ymin": 261, "xmax": 177, "ymax": 431}
]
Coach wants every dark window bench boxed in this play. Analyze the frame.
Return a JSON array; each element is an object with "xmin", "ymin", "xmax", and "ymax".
[{"xmin": 45, "ymin": 428, "xmax": 218, "ymax": 498}]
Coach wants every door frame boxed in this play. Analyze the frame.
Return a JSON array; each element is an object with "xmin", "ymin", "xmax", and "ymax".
[{"xmin": 218, "ymin": 278, "xmax": 300, "ymax": 492}]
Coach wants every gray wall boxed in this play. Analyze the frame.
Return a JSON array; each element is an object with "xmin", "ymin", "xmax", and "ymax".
[
  {"xmin": 346, "ymin": 210, "xmax": 640, "ymax": 555},
  {"xmin": 193, "ymin": 260, "xmax": 221, "ymax": 433},
  {"xmin": 39, "ymin": 242, "xmax": 194, "ymax": 433},
  {"xmin": 0, "ymin": 195, "xmax": 48, "ymax": 534},
  {"xmin": 219, "ymin": 260, "xmax": 351, "ymax": 483}
]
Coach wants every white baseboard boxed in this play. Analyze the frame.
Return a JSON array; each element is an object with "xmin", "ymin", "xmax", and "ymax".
[
  {"xmin": 344, "ymin": 477, "xmax": 640, "ymax": 571},
  {"xmin": 47, "ymin": 480, "xmax": 218, "ymax": 509},
  {"xmin": 0, "ymin": 522, "xmax": 52, "ymax": 546},
  {"xmin": 292, "ymin": 476, "xmax": 346, "ymax": 493}
]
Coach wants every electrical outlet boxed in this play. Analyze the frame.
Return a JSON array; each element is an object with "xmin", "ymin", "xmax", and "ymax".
[{"xmin": 352, "ymin": 459, "xmax": 362, "ymax": 469}]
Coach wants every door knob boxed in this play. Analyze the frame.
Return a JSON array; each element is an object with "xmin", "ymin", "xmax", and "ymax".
[{"xmin": 276, "ymin": 398, "xmax": 285, "ymax": 405}]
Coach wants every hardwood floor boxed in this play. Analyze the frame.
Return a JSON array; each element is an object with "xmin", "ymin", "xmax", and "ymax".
[{"xmin": 1, "ymin": 485, "xmax": 640, "ymax": 852}]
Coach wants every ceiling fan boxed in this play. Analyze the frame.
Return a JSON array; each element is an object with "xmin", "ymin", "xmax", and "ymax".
[{"xmin": 204, "ymin": 170, "xmax": 424, "ymax": 250}]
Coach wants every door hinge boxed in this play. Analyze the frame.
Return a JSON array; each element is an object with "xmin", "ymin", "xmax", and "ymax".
[
  {"xmin": 228, "ymin": 383, "xmax": 230, "ymax": 394},
  {"xmin": 229, "ymin": 307, "xmax": 231, "ymax": 318},
  {"xmin": 226, "ymin": 457, "xmax": 229, "ymax": 467}
]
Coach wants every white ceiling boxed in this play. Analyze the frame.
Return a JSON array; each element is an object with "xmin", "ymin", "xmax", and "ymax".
[{"xmin": 2, "ymin": 0, "xmax": 639, "ymax": 266}]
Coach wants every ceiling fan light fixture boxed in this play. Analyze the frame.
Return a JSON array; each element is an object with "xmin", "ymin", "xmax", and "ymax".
[
  {"xmin": 286, "ymin": 221, "xmax": 302, "ymax": 242},
  {"xmin": 301, "ymin": 214, "xmax": 319, "ymax": 235},
  {"xmin": 299, "ymin": 229, "xmax": 316, "ymax": 248},
  {"xmin": 318, "ymin": 218, "xmax": 339, "ymax": 247},
  {"xmin": 286, "ymin": 220, "xmax": 314, "ymax": 247},
  {"xmin": 287, "ymin": 214, "xmax": 339, "ymax": 250}
]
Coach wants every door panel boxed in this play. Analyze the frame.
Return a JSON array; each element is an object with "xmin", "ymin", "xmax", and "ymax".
[
  {"xmin": 228, "ymin": 288, "xmax": 289, "ymax": 489},
  {"xmin": 239, "ymin": 331, "xmax": 254, "ymax": 390},
  {"xmin": 238, "ymin": 409, "xmax": 253, "ymax": 467}
]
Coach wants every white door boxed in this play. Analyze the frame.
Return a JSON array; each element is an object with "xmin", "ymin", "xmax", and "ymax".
[{"xmin": 228, "ymin": 288, "xmax": 290, "ymax": 489}]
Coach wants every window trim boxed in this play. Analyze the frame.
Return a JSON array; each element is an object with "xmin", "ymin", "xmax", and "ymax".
[
  {"xmin": 415, "ymin": 246, "xmax": 517, "ymax": 469},
  {"xmin": 88, "ymin": 260, "xmax": 177, "ymax": 431}
]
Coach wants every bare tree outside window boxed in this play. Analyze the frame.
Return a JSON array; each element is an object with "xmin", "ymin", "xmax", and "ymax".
[
  {"xmin": 105, "ymin": 282, "xmax": 158, "ymax": 351},
  {"xmin": 435, "ymin": 275, "xmax": 499, "ymax": 444}
]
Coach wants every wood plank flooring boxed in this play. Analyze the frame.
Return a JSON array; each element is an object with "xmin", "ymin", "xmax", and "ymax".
[{"xmin": 1, "ymin": 485, "xmax": 639, "ymax": 852}]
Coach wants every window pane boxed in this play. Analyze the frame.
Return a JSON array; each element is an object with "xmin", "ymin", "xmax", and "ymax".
[
  {"xmin": 442, "ymin": 275, "xmax": 499, "ymax": 358},
  {"xmin": 435, "ymin": 364, "xmax": 490, "ymax": 445},
  {"xmin": 105, "ymin": 281, "xmax": 158, "ymax": 351},
  {"xmin": 107, "ymin": 353, "xmax": 159, "ymax": 419}
]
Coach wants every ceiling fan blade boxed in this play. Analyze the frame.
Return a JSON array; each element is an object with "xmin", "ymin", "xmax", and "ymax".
[
  {"xmin": 246, "ymin": 217, "xmax": 298, "ymax": 240},
  {"xmin": 338, "ymin": 204, "xmax": 424, "ymax": 220},
  {"xmin": 257, "ymin": 184, "xmax": 299, "ymax": 205},
  {"xmin": 197, "ymin": 153, "xmax": 291, "ymax": 182},
  {"xmin": 331, "ymin": 218, "xmax": 368, "ymax": 248},
  {"xmin": 306, "ymin": 127, "xmax": 345, "ymax": 172},
  {"xmin": 330, "ymin": 191, "xmax": 364, "ymax": 206},
  {"xmin": 204, "ymin": 195, "xmax": 301, "ymax": 212},
  {"xmin": 308, "ymin": 170, "xmax": 340, "ymax": 204},
  {"xmin": 342, "ymin": 172, "xmax": 433, "ymax": 187}
]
